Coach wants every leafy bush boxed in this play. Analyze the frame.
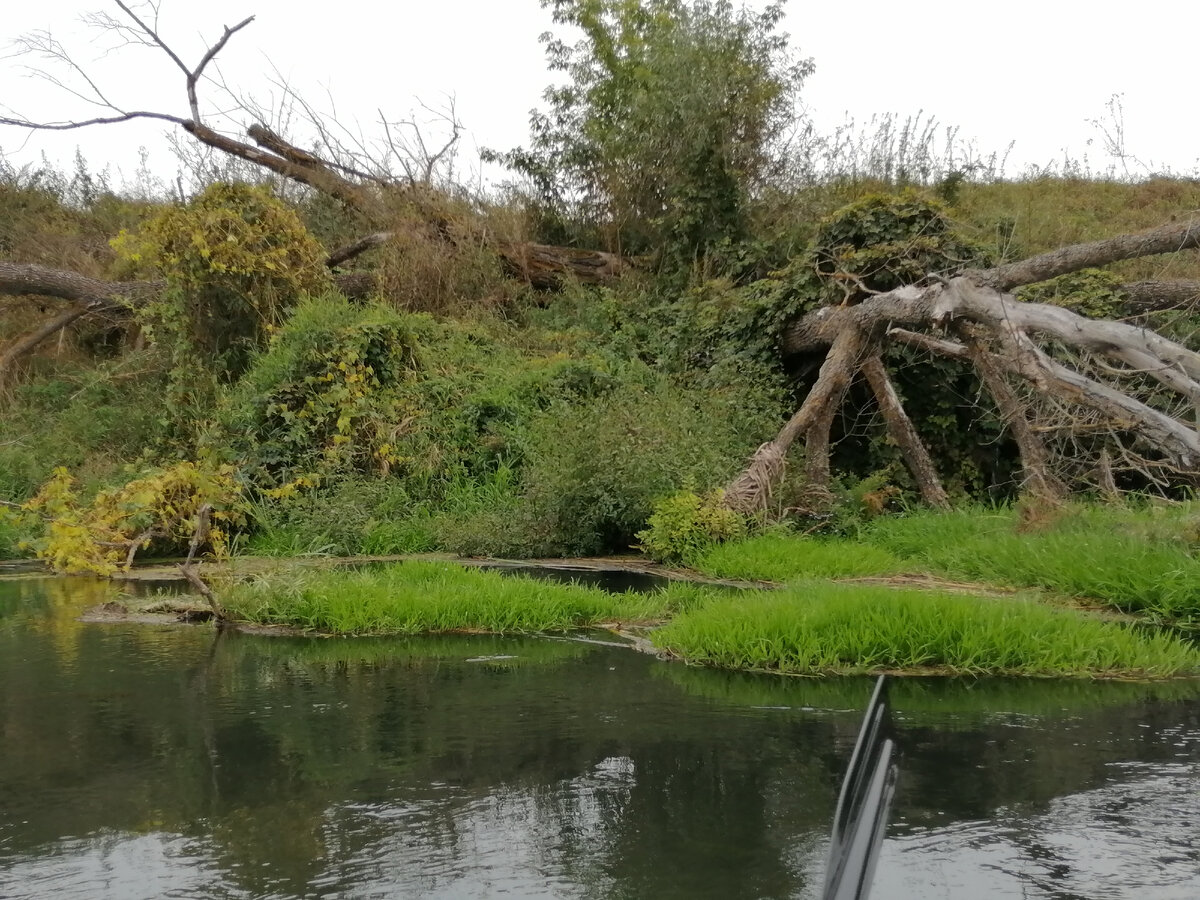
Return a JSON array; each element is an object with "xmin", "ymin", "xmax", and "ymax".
[
  {"xmin": 14, "ymin": 462, "xmax": 244, "ymax": 574},
  {"xmin": 112, "ymin": 182, "xmax": 331, "ymax": 378},
  {"xmin": 494, "ymin": 0, "xmax": 811, "ymax": 266},
  {"xmin": 637, "ymin": 490, "xmax": 746, "ymax": 563},
  {"xmin": 227, "ymin": 295, "xmax": 420, "ymax": 490},
  {"xmin": 509, "ymin": 380, "xmax": 778, "ymax": 556},
  {"xmin": 0, "ymin": 356, "xmax": 173, "ymax": 500},
  {"xmin": 1016, "ymin": 268, "xmax": 1128, "ymax": 318},
  {"xmin": 811, "ymin": 189, "xmax": 990, "ymax": 302}
]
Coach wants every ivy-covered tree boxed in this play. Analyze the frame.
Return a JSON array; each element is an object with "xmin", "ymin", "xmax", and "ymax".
[{"xmin": 494, "ymin": 0, "xmax": 811, "ymax": 267}]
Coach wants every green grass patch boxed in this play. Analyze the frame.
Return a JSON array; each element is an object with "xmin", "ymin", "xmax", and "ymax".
[
  {"xmin": 693, "ymin": 531, "xmax": 902, "ymax": 581},
  {"xmin": 691, "ymin": 504, "xmax": 1200, "ymax": 623},
  {"xmin": 222, "ymin": 560, "xmax": 669, "ymax": 635},
  {"xmin": 652, "ymin": 581, "xmax": 1200, "ymax": 678},
  {"xmin": 862, "ymin": 505, "xmax": 1200, "ymax": 622}
]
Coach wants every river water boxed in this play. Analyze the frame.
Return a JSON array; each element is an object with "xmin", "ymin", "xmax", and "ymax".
[{"xmin": 1, "ymin": 574, "xmax": 1198, "ymax": 899}]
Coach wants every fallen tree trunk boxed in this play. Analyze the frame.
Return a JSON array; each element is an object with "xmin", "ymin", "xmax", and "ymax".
[
  {"xmin": 1121, "ymin": 279, "xmax": 1200, "ymax": 314},
  {"xmin": 728, "ymin": 216, "xmax": 1200, "ymax": 511},
  {"xmin": 860, "ymin": 355, "xmax": 951, "ymax": 508},
  {"xmin": 0, "ymin": 257, "xmax": 375, "ymax": 382}
]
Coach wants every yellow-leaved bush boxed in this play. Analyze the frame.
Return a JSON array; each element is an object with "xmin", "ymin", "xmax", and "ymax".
[
  {"xmin": 17, "ymin": 462, "xmax": 245, "ymax": 575},
  {"xmin": 111, "ymin": 182, "xmax": 332, "ymax": 376}
]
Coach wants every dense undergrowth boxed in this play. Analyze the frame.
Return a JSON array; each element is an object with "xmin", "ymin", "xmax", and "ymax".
[{"xmin": 8, "ymin": 174, "xmax": 1200, "ymax": 571}]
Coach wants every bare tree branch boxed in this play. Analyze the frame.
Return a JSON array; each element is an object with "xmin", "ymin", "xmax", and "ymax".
[{"xmin": 1121, "ymin": 279, "xmax": 1200, "ymax": 314}]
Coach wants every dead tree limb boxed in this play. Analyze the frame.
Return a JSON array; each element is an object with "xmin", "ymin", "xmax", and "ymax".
[
  {"xmin": 963, "ymin": 335, "xmax": 1065, "ymax": 500},
  {"xmin": 735, "ymin": 216, "xmax": 1200, "ymax": 510},
  {"xmin": 860, "ymin": 355, "xmax": 950, "ymax": 508},
  {"xmin": 326, "ymin": 232, "xmax": 395, "ymax": 268},
  {"xmin": 1121, "ymin": 280, "xmax": 1200, "ymax": 314},
  {"xmin": 0, "ymin": 258, "xmax": 376, "ymax": 385},
  {"xmin": 0, "ymin": 302, "xmax": 115, "ymax": 389},
  {"xmin": 724, "ymin": 326, "xmax": 870, "ymax": 513},
  {"xmin": 177, "ymin": 503, "xmax": 224, "ymax": 620},
  {"xmin": 4, "ymin": 4, "xmax": 630, "ymax": 292},
  {"xmin": 979, "ymin": 219, "xmax": 1200, "ymax": 291},
  {"xmin": 803, "ymin": 400, "xmax": 838, "ymax": 492}
]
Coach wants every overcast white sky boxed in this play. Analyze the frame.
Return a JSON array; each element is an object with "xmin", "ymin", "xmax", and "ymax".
[{"xmin": 2, "ymin": 0, "xmax": 1197, "ymax": 191}]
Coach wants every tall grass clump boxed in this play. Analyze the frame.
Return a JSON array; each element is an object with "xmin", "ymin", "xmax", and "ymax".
[
  {"xmin": 863, "ymin": 505, "xmax": 1200, "ymax": 622},
  {"xmin": 222, "ymin": 560, "xmax": 669, "ymax": 635},
  {"xmin": 653, "ymin": 581, "xmax": 1200, "ymax": 678},
  {"xmin": 692, "ymin": 531, "xmax": 902, "ymax": 581}
]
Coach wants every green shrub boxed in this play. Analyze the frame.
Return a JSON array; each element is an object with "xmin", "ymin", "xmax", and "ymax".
[
  {"xmin": 637, "ymin": 490, "xmax": 747, "ymax": 564},
  {"xmin": 227, "ymin": 296, "xmax": 420, "ymax": 490},
  {"xmin": 243, "ymin": 475, "xmax": 417, "ymax": 557},
  {"xmin": 0, "ymin": 356, "xmax": 172, "ymax": 500},
  {"xmin": 512, "ymin": 381, "xmax": 778, "ymax": 556},
  {"xmin": 112, "ymin": 182, "xmax": 331, "ymax": 376}
]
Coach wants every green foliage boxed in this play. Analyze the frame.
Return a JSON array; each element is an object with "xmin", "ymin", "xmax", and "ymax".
[
  {"xmin": 223, "ymin": 560, "xmax": 668, "ymax": 634},
  {"xmin": 495, "ymin": 0, "xmax": 811, "ymax": 266},
  {"xmin": 0, "ymin": 507, "xmax": 35, "ymax": 559},
  {"xmin": 653, "ymin": 581, "xmax": 1200, "ymax": 677},
  {"xmin": 14, "ymin": 462, "xmax": 244, "ymax": 575},
  {"xmin": 242, "ymin": 474, "xmax": 434, "ymax": 557},
  {"xmin": 811, "ymin": 189, "xmax": 991, "ymax": 302},
  {"xmin": 510, "ymin": 380, "xmax": 778, "ymax": 556},
  {"xmin": 227, "ymin": 295, "xmax": 420, "ymax": 490},
  {"xmin": 0, "ymin": 356, "xmax": 171, "ymax": 500},
  {"xmin": 1016, "ymin": 268, "xmax": 1128, "ymax": 318},
  {"xmin": 636, "ymin": 490, "xmax": 746, "ymax": 564},
  {"xmin": 112, "ymin": 182, "xmax": 331, "ymax": 379}
]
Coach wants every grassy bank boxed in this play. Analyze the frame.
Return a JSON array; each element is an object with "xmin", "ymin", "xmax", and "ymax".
[
  {"xmin": 689, "ymin": 504, "xmax": 1200, "ymax": 624},
  {"xmin": 652, "ymin": 581, "xmax": 1200, "ymax": 678},
  {"xmin": 214, "ymin": 559, "xmax": 1200, "ymax": 679},
  {"xmin": 222, "ymin": 560, "xmax": 670, "ymax": 635}
]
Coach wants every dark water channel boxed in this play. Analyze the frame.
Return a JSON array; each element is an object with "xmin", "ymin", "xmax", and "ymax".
[{"xmin": 1, "ymin": 574, "xmax": 1199, "ymax": 899}]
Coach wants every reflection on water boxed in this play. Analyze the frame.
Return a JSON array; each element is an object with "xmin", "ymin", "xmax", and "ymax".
[{"xmin": 1, "ymin": 577, "xmax": 1198, "ymax": 899}]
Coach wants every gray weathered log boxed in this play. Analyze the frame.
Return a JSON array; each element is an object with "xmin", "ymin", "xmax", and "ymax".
[
  {"xmin": 724, "ymin": 327, "xmax": 870, "ymax": 513},
  {"xmin": 891, "ymin": 324, "xmax": 1200, "ymax": 469},
  {"xmin": 979, "ymin": 219, "xmax": 1200, "ymax": 291},
  {"xmin": 963, "ymin": 332, "xmax": 1065, "ymax": 500},
  {"xmin": 860, "ymin": 354, "xmax": 950, "ymax": 508}
]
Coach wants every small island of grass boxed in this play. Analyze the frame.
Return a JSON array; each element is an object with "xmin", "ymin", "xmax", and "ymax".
[{"xmin": 216, "ymin": 559, "xmax": 1200, "ymax": 680}]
